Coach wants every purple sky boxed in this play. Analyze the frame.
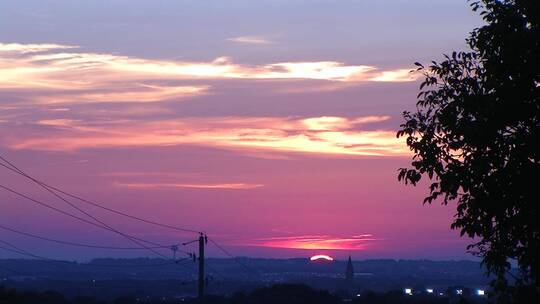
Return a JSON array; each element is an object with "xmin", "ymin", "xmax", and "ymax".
[{"xmin": 0, "ymin": 0, "xmax": 482, "ymax": 261}]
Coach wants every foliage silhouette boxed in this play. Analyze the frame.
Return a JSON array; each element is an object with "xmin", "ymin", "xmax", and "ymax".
[{"xmin": 397, "ymin": 0, "xmax": 539, "ymax": 299}]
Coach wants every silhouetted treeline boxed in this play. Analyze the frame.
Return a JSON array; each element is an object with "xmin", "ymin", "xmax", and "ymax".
[{"xmin": 1, "ymin": 284, "xmax": 491, "ymax": 304}]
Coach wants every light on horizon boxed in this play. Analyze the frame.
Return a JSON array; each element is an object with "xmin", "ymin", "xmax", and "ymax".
[
  {"xmin": 309, "ymin": 254, "xmax": 334, "ymax": 261},
  {"xmin": 404, "ymin": 288, "xmax": 413, "ymax": 296}
]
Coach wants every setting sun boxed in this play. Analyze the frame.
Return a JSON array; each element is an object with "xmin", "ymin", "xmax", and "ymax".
[{"xmin": 309, "ymin": 254, "xmax": 334, "ymax": 262}]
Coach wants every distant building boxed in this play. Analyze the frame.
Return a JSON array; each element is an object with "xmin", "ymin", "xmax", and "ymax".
[{"xmin": 345, "ymin": 256, "xmax": 355, "ymax": 291}]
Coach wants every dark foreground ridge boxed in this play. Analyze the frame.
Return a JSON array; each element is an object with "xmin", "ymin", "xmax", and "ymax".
[{"xmin": 1, "ymin": 283, "xmax": 494, "ymax": 304}]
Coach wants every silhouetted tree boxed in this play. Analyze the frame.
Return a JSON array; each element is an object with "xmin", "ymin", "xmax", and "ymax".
[{"xmin": 397, "ymin": 0, "xmax": 539, "ymax": 298}]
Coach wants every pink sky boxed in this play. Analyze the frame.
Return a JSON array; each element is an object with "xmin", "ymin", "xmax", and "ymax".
[{"xmin": 0, "ymin": 0, "xmax": 481, "ymax": 261}]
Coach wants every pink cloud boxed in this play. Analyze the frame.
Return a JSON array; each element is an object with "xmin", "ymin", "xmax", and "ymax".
[
  {"xmin": 235, "ymin": 234, "xmax": 379, "ymax": 250},
  {"xmin": 114, "ymin": 182, "xmax": 263, "ymax": 190},
  {"xmin": 5, "ymin": 116, "xmax": 408, "ymax": 157}
]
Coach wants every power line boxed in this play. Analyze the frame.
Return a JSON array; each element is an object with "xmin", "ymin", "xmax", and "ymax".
[
  {"xmin": 0, "ymin": 241, "xmax": 185, "ymax": 269},
  {"xmin": 0, "ymin": 238, "xmax": 195, "ymax": 270},
  {"xmin": 208, "ymin": 238, "xmax": 260, "ymax": 279},
  {"xmin": 0, "ymin": 157, "xmax": 202, "ymax": 234},
  {"xmin": 0, "ymin": 183, "xmax": 177, "ymax": 259},
  {"xmin": 0, "ymin": 156, "xmax": 225, "ymax": 256},
  {"xmin": 0, "ymin": 155, "xmax": 256, "ymax": 280},
  {"xmin": 82, "ymin": 261, "xmax": 178, "ymax": 268},
  {"xmin": 0, "ymin": 223, "xmax": 181, "ymax": 251},
  {"xmin": 0, "ymin": 160, "xmax": 176, "ymax": 260},
  {"xmin": 0, "ymin": 156, "xmax": 200, "ymax": 274},
  {"xmin": 0, "ymin": 240, "xmax": 196, "ymax": 277},
  {"xmin": 0, "ymin": 239, "xmax": 68, "ymax": 264},
  {"xmin": 81, "ymin": 257, "xmax": 196, "ymax": 271},
  {"xmin": 0, "ymin": 187, "xmax": 196, "ymax": 272}
]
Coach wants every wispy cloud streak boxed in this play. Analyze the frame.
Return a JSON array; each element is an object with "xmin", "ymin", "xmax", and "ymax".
[
  {"xmin": 114, "ymin": 182, "xmax": 263, "ymax": 190},
  {"xmin": 4, "ymin": 116, "xmax": 408, "ymax": 157},
  {"xmin": 237, "ymin": 234, "xmax": 378, "ymax": 250},
  {"xmin": 0, "ymin": 43, "xmax": 77, "ymax": 53},
  {"xmin": 228, "ymin": 36, "xmax": 273, "ymax": 45},
  {"xmin": 0, "ymin": 42, "xmax": 418, "ymax": 107}
]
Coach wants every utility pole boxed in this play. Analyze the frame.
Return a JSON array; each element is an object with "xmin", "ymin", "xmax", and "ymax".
[
  {"xmin": 182, "ymin": 234, "xmax": 207, "ymax": 303},
  {"xmin": 198, "ymin": 233, "xmax": 205, "ymax": 303}
]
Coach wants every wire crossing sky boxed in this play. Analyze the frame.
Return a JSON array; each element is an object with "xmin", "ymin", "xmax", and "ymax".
[{"xmin": 0, "ymin": 0, "xmax": 482, "ymax": 260}]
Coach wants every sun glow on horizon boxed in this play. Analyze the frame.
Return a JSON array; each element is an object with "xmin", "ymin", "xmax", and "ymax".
[{"xmin": 309, "ymin": 254, "xmax": 334, "ymax": 261}]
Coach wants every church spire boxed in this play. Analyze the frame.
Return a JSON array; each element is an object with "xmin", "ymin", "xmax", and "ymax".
[{"xmin": 345, "ymin": 255, "xmax": 354, "ymax": 284}]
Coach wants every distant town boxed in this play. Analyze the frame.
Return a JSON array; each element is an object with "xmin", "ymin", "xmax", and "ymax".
[{"xmin": 1, "ymin": 257, "xmax": 491, "ymax": 302}]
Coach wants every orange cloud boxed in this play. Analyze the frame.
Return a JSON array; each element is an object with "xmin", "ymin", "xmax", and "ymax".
[
  {"xmin": 302, "ymin": 115, "xmax": 390, "ymax": 131},
  {"xmin": 0, "ymin": 45, "xmax": 373, "ymax": 90},
  {"xmin": 368, "ymin": 68, "xmax": 417, "ymax": 82},
  {"xmin": 37, "ymin": 119, "xmax": 80, "ymax": 127},
  {"xmin": 0, "ymin": 43, "xmax": 414, "ymax": 158},
  {"xmin": 238, "ymin": 234, "xmax": 378, "ymax": 250},
  {"xmin": 260, "ymin": 62, "xmax": 375, "ymax": 81},
  {"xmin": 5, "ymin": 116, "xmax": 409, "ymax": 157},
  {"xmin": 0, "ymin": 42, "xmax": 418, "ymax": 106}
]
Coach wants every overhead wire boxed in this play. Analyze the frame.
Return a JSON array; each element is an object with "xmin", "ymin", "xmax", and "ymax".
[
  {"xmin": 0, "ymin": 239, "xmax": 69, "ymax": 264},
  {"xmin": 207, "ymin": 238, "xmax": 260, "ymax": 279},
  {"xmin": 0, "ymin": 155, "xmax": 262, "ymax": 277},
  {"xmin": 0, "ymin": 223, "xmax": 181, "ymax": 251},
  {"xmin": 0, "ymin": 158, "xmax": 177, "ymax": 260},
  {"xmin": 0, "ymin": 186, "xmax": 198, "ymax": 277},
  {"xmin": 0, "ymin": 157, "xmax": 202, "ymax": 234},
  {"xmin": 0, "ymin": 183, "xmax": 180, "ymax": 259},
  {"xmin": 0, "ymin": 155, "xmax": 204, "ymax": 277},
  {"xmin": 0, "ymin": 239, "xmax": 192, "ymax": 269}
]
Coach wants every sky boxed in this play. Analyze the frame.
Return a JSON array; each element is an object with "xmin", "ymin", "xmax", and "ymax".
[{"xmin": 0, "ymin": 0, "xmax": 483, "ymax": 261}]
